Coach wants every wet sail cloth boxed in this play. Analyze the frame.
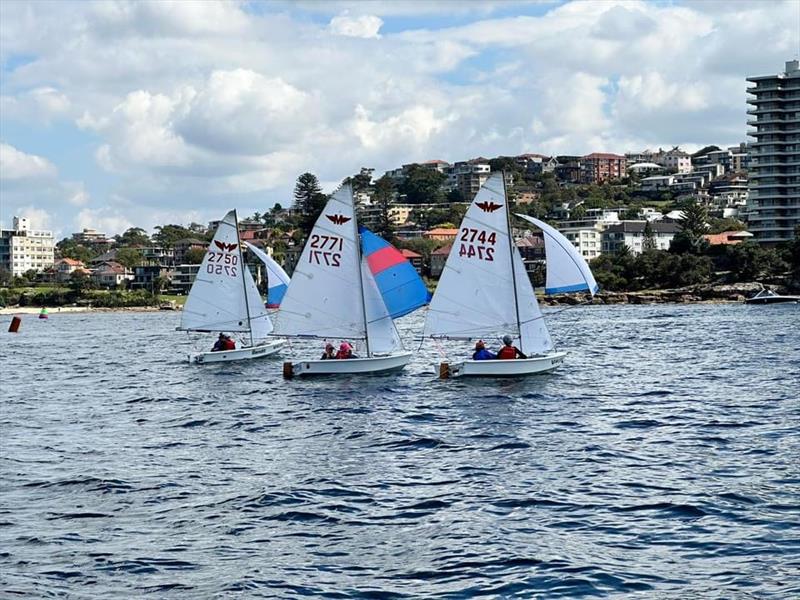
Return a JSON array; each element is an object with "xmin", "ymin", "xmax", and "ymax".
[
  {"xmin": 516, "ymin": 214, "xmax": 599, "ymax": 296},
  {"xmin": 423, "ymin": 172, "xmax": 553, "ymax": 356},
  {"xmin": 180, "ymin": 210, "xmax": 273, "ymax": 339},
  {"xmin": 244, "ymin": 242, "xmax": 291, "ymax": 307},
  {"xmin": 360, "ymin": 227, "xmax": 430, "ymax": 319}
]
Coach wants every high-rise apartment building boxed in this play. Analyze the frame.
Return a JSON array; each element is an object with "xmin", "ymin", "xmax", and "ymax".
[
  {"xmin": 746, "ymin": 60, "xmax": 800, "ymax": 244},
  {"xmin": 0, "ymin": 216, "xmax": 55, "ymax": 276}
]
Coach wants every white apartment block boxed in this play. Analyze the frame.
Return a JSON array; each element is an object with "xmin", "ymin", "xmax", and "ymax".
[
  {"xmin": 602, "ymin": 221, "xmax": 679, "ymax": 255},
  {"xmin": 0, "ymin": 216, "xmax": 55, "ymax": 276},
  {"xmin": 561, "ymin": 226, "xmax": 602, "ymax": 260}
]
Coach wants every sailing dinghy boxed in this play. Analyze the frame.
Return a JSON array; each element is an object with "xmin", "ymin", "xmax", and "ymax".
[
  {"xmin": 178, "ymin": 210, "xmax": 282, "ymax": 364},
  {"xmin": 274, "ymin": 184, "xmax": 419, "ymax": 377},
  {"xmin": 423, "ymin": 172, "xmax": 596, "ymax": 378}
]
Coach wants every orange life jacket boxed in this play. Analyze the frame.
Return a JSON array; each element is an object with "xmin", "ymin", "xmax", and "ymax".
[{"xmin": 497, "ymin": 346, "xmax": 518, "ymax": 359}]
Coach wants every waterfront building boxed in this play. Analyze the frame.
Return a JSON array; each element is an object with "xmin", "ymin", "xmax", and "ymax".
[
  {"xmin": 450, "ymin": 160, "xmax": 491, "ymax": 201},
  {"xmin": 71, "ymin": 228, "xmax": 112, "ymax": 247},
  {"xmin": 602, "ymin": 221, "xmax": 679, "ymax": 255},
  {"xmin": 429, "ymin": 244, "xmax": 452, "ymax": 277},
  {"xmin": 53, "ymin": 258, "xmax": 85, "ymax": 283},
  {"xmin": 656, "ymin": 147, "xmax": 693, "ymax": 174},
  {"xmin": 746, "ymin": 59, "xmax": 800, "ymax": 243},
  {"xmin": 422, "ymin": 228, "xmax": 459, "ymax": 242},
  {"xmin": 559, "ymin": 226, "xmax": 603, "ymax": 260},
  {"xmin": 0, "ymin": 216, "xmax": 55, "ymax": 276},
  {"xmin": 92, "ymin": 261, "xmax": 133, "ymax": 288}
]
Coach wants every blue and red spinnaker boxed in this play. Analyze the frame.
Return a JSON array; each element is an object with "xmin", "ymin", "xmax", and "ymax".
[{"xmin": 360, "ymin": 227, "xmax": 430, "ymax": 319}]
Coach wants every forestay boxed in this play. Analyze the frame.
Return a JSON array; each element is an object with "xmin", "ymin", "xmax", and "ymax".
[
  {"xmin": 180, "ymin": 210, "xmax": 272, "ymax": 337},
  {"xmin": 423, "ymin": 172, "xmax": 553, "ymax": 355},
  {"xmin": 272, "ymin": 185, "xmax": 367, "ymax": 340},
  {"xmin": 516, "ymin": 214, "xmax": 599, "ymax": 296},
  {"xmin": 244, "ymin": 242, "xmax": 291, "ymax": 307}
]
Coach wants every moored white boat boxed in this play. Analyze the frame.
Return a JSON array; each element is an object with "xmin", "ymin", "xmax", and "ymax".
[{"xmin": 744, "ymin": 289, "xmax": 800, "ymax": 304}]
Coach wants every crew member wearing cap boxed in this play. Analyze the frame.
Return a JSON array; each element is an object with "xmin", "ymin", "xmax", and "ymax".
[
  {"xmin": 472, "ymin": 340, "xmax": 496, "ymax": 360},
  {"xmin": 496, "ymin": 335, "xmax": 526, "ymax": 359}
]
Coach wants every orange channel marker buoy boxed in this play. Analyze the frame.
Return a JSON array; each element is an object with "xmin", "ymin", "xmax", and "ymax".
[{"xmin": 8, "ymin": 316, "xmax": 22, "ymax": 333}]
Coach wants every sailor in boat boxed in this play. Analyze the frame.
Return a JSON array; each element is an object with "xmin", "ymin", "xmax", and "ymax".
[
  {"xmin": 212, "ymin": 333, "xmax": 236, "ymax": 352},
  {"xmin": 321, "ymin": 343, "xmax": 336, "ymax": 360},
  {"xmin": 496, "ymin": 335, "xmax": 527, "ymax": 360},
  {"xmin": 472, "ymin": 340, "xmax": 496, "ymax": 360},
  {"xmin": 335, "ymin": 342, "xmax": 357, "ymax": 359}
]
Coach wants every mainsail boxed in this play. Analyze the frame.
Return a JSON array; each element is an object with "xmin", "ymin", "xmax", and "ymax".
[
  {"xmin": 272, "ymin": 185, "xmax": 367, "ymax": 340},
  {"xmin": 244, "ymin": 242, "xmax": 291, "ymax": 307},
  {"xmin": 180, "ymin": 210, "xmax": 272, "ymax": 339},
  {"xmin": 516, "ymin": 214, "xmax": 599, "ymax": 296},
  {"xmin": 423, "ymin": 172, "xmax": 553, "ymax": 355}
]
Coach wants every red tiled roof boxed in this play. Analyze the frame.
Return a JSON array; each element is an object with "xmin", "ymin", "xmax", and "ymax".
[
  {"xmin": 58, "ymin": 258, "xmax": 84, "ymax": 266},
  {"xmin": 432, "ymin": 244, "xmax": 453, "ymax": 255},
  {"xmin": 583, "ymin": 152, "xmax": 625, "ymax": 159},
  {"xmin": 703, "ymin": 230, "xmax": 753, "ymax": 245},
  {"xmin": 424, "ymin": 228, "xmax": 459, "ymax": 236},
  {"xmin": 400, "ymin": 249, "xmax": 422, "ymax": 258},
  {"xmin": 424, "ymin": 159, "xmax": 450, "ymax": 165}
]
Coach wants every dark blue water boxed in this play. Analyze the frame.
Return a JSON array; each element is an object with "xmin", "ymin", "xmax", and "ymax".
[{"xmin": 1, "ymin": 304, "xmax": 799, "ymax": 598}]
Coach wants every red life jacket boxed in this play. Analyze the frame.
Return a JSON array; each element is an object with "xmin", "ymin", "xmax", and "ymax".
[
  {"xmin": 223, "ymin": 338, "xmax": 236, "ymax": 350},
  {"xmin": 497, "ymin": 346, "xmax": 518, "ymax": 360}
]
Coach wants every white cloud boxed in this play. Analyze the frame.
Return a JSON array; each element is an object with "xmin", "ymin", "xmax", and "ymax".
[
  {"xmin": 329, "ymin": 12, "xmax": 383, "ymax": 38},
  {"xmin": 75, "ymin": 207, "xmax": 134, "ymax": 236},
  {"xmin": 1, "ymin": 0, "xmax": 798, "ymax": 234},
  {"xmin": 0, "ymin": 143, "xmax": 58, "ymax": 180},
  {"xmin": 15, "ymin": 206, "xmax": 54, "ymax": 231}
]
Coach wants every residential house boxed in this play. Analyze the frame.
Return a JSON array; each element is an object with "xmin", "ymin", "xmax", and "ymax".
[
  {"xmin": 132, "ymin": 265, "xmax": 171, "ymax": 291},
  {"xmin": 170, "ymin": 264, "xmax": 200, "ymax": 294},
  {"xmin": 703, "ymin": 231, "xmax": 754, "ymax": 245},
  {"xmin": 400, "ymin": 249, "xmax": 423, "ymax": 273},
  {"xmin": 450, "ymin": 159, "xmax": 491, "ymax": 201},
  {"xmin": 554, "ymin": 156, "xmax": 583, "ymax": 183},
  {"xmin": 423, "ymin": 228, "xmax": 459, "ymax": 242},
  {"xmin": 515, "ymin": 235, "xmax": 547, "ymax": 278},
  {"xmin": 430, "ymin": 244, "xmax": 452, "ymax": 277},
  {"xmin": 92, "ymin": 261, "xmax": 133, "ymax": 288},
  {"xmin": 655, "ymin": 147, "xmax": 693, "ymax": 174},
  {"xmin": 581, "ymin": 153, "xmax": 626, "ymax": 183},
  {"xmin": 54, "ymin": 258, "xmax": 85, "ymax": 283},
  {"xmin": 640, "ymin": 175, "xmax": 675, "ymax": 192},
  {"xmin": 602, "ymin": 221, "xmax": 679, "ymax": 255},
  {"xmin": 173, "ymin": 238, "xmax": 207, "ymax": 264},
  {"xmin": 560, "ymin": 226, "xmax": 603, "ymax": 260}
]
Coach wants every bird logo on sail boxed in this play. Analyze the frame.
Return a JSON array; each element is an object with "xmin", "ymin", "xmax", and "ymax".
[
  {"xmin": 214, "ymin": 241, "xmax": 238, "ymax": 252},
  {"xmin": 476, "ymin": 201, "xmax": 503, "ymax": 213},
  {"xmin": 326, "ymin": 214, "xmax": 352, "ymax": 225}
]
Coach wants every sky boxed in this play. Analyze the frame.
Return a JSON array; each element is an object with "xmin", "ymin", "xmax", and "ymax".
[{"xmin": 1, "ymin": 0, "xmax": 798, "ymax": 238}]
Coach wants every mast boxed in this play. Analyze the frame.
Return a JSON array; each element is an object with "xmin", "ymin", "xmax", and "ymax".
[
  {"xmin": 502, "ymin": 171, "xmax": 523, "ymax": 349},
  {"xmin": 352, "ymin": 188, "xmax": 371, "ymax": 357},
  {"xmin": 234, "ymin": 209, "xmax": 254, "ymax": 347}
]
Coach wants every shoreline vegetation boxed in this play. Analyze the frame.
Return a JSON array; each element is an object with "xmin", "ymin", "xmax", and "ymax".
[{"xmin": 0, "ymin": 282, "xmax": 787, "ymax": 315}]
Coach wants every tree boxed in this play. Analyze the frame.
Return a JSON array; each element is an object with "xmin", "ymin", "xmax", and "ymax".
[
  {"xmin": 671, "ymin": 200, "xmax": 709, "ymax": 254},
  {"xmin": 69, "ymin": 270, "xmax": 92, "ymax": 293},
  {"xmin": 344, "ymin": 167, "xmax": 374, "ymax": 197},
  {"xmin": 115, "ymin": 248, "xmax": 144, "ymax": 269},
  {"xmin": 293, "ymin": 172, "xmax": 328, "ymax": 235},
  {"xmin": 183, "ymin": 247, "xmax": 207, "ymax": 264},
  {"xmin": 371, "ymin": 174, "xmax": 396, "ymax": 241},
  {"xmin": 399, "ymin": 164, "xmax": 446, "ymax": 204},
  {"xmin": 153, "ymin": 224, "xmax": 195, "ymax": 247},
  {"xmin": 642, "ymin": 220, "xmax": 657, "ymax": 252},
  {"xmin": 56, "ymin": 238, "xmax": 97, "ymax": 263},
  {"xmin": 116, "ymin": 227, "xmax": 151, "ymax": 247},
  {"xmin": 708, "ymin": 217, "xmax": 747, "ymax": 234}
]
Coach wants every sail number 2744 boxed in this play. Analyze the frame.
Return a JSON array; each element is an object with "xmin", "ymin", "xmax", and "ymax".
[
  {"xmin": 308, "ymin": 234, "xmax": 343, "ymax": 267},
  {"xmin": 459, "ymin": 228, "xmax": 496, "ymax": 261}
]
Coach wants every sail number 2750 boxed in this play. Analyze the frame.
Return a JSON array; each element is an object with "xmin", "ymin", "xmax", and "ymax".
[
  {"xmin": 206, "ymin": 251, "xmax": 238, "ymax": 276},
  {"xmin": 459, "ymin": 228, "xmax": 496, "ymax": 261},
  {"xmin": 308, "ymin": 234, "xmax": 343, "ymax": 267}
]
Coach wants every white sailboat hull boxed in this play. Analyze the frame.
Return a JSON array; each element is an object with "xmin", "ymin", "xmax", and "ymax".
[
  {"xmin": 285, "ymin": 352, "xmax": 412, "ymax": 377},
  {"xmin": 441, "ymin": 351, "xmax": 567, "ymax": 378},
  {"xmin": 189, "ymin": 340, "xmax": 282, "ymax": 364}
]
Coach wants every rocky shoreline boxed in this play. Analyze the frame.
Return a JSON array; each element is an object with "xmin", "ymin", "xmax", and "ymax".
[{"xmin": 542, "ymin": 282, "xmax": 783, "ymax": 305}]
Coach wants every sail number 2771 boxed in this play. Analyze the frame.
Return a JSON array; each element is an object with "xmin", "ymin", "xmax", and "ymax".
[
  {"xmin": 308, "ymin": 234, "xmax": 343, "ymax": 267},
  {"xmin": 459, "ymin": 228, "xmax": 496, "ymax": 261}
]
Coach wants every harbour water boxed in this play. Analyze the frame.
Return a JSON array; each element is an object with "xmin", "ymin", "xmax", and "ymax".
[{"xmin": 1, "ymin": 304, "xmax": 798, "ymax": 597}]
